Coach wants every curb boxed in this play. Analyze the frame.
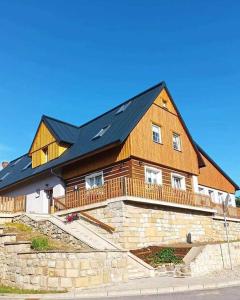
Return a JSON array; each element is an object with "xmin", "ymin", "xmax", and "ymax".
[{"xmin": 0, "ymin": 280, "xmax": 240, "ymax": 299}]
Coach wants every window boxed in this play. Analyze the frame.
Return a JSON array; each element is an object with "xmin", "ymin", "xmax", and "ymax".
[
  {"xmin": 92, "ymin": 125, "xmax": 111, "ymax": 140},
  {"xmin": 145, "ymin": 167, "xmax": 162, "ymax": 185},
  {"xmin": 115, "ymin": 101, "xmax": 131, "ymax": 115},
  {"xmin": 173, "ymin": 133, "xmax": 181, "ymax": 151},
  {"xmin": 42, "ymin": 147, "xmax": 49, "ymax": 163},
  {"xmin": 162, "ymin": 100, "xmax": 168, "ymax": 109},
  {"xmin": 152, "ymin": 124, "xmax": 162, "ymax": 144},
  {"xmin": 0, "ymin": 172, "xmax": 10, "ymax": 181},
  {"xmin": 208, "ymin": 190, "xmax": 215, "ymax": 201},
  {"xmin": 198, "ymin": 187, "xmax": 205, "ymax": 194},
  {"xmin": 218, "ymin": 192, "xmax": 223, "ymax": 203},
  {"xmin": 85, "ymin": 172, "xmax": 104, "ymax": 189},
  {"xmin": 171, "ymin": 173, "xmax": 186, "ymax": 190}
]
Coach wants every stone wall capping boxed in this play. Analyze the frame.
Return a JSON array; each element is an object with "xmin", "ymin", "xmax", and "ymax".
[
  {"xmin": 4, "ymin": 241, "xmax": 31, "ymax": 245},
  {"xmin": 213, "ymin": 215, "xmax": 240, "ymax": 223},
  {"xmin": 17, "ymin": 249, "xmax": 128, "ymax": 255}
]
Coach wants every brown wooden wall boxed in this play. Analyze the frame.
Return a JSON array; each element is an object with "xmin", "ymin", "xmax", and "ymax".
[
  {"xmin": 65, "ymin": 157, "xmax": 193, "ymax": 192},
  {"xmin": 198, "ymin": 153, "xmax": 236, "ymax": 194},
  {"xmin": 65, "ymin": 160, "xmax": 131, "ymax": 192},
  {"xmin": 130, "ymin": 158, "xmax": 193, "ymax": 191}
]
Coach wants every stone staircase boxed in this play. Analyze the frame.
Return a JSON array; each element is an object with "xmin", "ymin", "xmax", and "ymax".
[{"xmin": 14, "ymin": 213, "xmax": 154, "ymax": 279}]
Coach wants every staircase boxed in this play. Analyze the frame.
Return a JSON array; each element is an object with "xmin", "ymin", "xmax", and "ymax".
[{"xmin": 16, "ymin": 213, "xmax": 154, "ymax": 279}]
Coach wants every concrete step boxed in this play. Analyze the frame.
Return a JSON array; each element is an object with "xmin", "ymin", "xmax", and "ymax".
[
  {"xmin": 0, "ymin": 234, "xmax": 17, "ymax": 244},
  {"xmin": 4, "ymin": 241, "xmax": 32, "ymax": 253}
]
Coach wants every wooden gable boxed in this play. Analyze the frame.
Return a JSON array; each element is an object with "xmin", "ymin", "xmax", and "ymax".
[
  {"xmin": 198, "ymin": 153, "xmax": 236, "ymax": 194},
  {"xmin": 125, "ymin": 88, "xmax": 200, "ymax": 175},
  {"xmin": 29, "ymin": 122, "xmax": 68, "ymax": 168}
]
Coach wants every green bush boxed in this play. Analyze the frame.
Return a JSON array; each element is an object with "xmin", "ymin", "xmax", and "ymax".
[
  {"xmin": 151, "ymin": 248, "xmax": 182, "ymax": 265},
  {"xmin": 31, "ymin": 237, "xmax": 50, "ymax": 251}
]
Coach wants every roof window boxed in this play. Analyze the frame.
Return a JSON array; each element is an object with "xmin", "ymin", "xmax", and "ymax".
[
  {"xmin": 22, "ymin": 161, "xmax": 32, "ymax": 171},
  {"xmin": 12, "ymin": 157, "xmax": 23, "ymax": 166},
  {"xmin": 92, "ymin": 125, "xmax": 111, "ymax": 140},
  {"xmin": 0, "ymin": 172, "xmax": 10, "ymax": 181},
  {"xmin": 115, "ymin": 101, "xmax": 132, "ymax": 115}
]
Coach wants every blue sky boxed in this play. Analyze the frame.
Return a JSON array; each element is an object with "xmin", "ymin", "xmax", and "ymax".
[{"xmin": 0, "ymin": 0, "xmax": 239, "ymax": 185}]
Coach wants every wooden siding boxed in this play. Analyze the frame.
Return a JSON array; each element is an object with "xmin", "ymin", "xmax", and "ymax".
[
  {"xmin": 198, "ymin": 153, "xmax": 236, "ymax": 193},
  {"xmin": 29, "ymin": 122, "xmax": 68, "ymax": 168},
  {"xmin": 130, "ymin": 159, "xmax": 193, "ymax": 191},
  {"xmin": 65, "ymin": 160, "xmax": 131, "ymax": 192},
  {"xmin": 125, "ymin": 89, "xmax": 200, "ymax": 175},
  {"xmin": 65, "ymin": 158, "xmax": 193, "ymax": 193},
  {"xmin": 62, "ymin": 140, "xmax": 131, "ymax": 181},
  {"xmin": 154, "ymin": 88, "xmax": 177, "ymax": 115}
]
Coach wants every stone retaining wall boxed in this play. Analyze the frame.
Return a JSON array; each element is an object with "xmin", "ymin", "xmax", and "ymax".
[
  {"xmin": 184, "ymin": 241, "xmax": 240, "ymax": 276},
  {"xmin": 86, "ymin": 200, "xmax": 240, "ymax": 249},
  {"xmin": 1, "ymin": 250, "xmax": 129, "ymax": 291}
]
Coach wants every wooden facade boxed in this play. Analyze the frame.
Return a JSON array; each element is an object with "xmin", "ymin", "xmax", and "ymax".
[
  {"xmin": 29, "ymin": 122, "xmax": 68, "ymax": 168},
  {"xmin": 198, "ymin": 152, "xmax": 236, "ymax": 194}
]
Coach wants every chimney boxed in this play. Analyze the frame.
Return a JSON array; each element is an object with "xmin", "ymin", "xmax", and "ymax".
[{"xmin": 2, "ymin": 161, "xmax": 9, "ymax": 169}]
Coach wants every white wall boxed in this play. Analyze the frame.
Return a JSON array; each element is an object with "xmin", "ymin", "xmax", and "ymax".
[{"xmin": 4, "ymin": 176, "xmax": 65, "ymax": 214}]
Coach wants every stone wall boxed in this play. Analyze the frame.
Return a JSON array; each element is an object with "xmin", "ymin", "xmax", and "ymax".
[
  {"xmin": 13, "ymin": 214, "xmax": 90, "ymax": 249},
  {"xmin": 185, "ymin": 241, "xmax": 240, "ymax": 276},
  {"xmin": 86, "ymin": 200, "xmax": 240, "ymax": 249},
  {"xmin": 1, "ymin": 250, "xmax": 129, "ymax": 291}
]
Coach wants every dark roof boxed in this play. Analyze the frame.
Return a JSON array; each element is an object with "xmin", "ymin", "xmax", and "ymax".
[
  {"xmin": 0, "ymin": 81, "xmax": 209, "ymax": 191},
  {"xmin": 196, "ymin": 144, "xmax": 239, "ymax": 190}
]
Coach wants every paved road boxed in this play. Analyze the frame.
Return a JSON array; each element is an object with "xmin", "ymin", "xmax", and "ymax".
[{"xmin": 1, "ymin": 286, "xmax": 240, "ymax": 300}]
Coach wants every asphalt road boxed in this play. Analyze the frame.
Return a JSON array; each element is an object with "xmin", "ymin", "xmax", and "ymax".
[{"xmin": 1, "ymin": 286, "xmax": 240, "ymax": 300}]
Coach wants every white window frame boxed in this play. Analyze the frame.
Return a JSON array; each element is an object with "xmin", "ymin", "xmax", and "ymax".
[
  {"xmin": 171, "ymin": 173, "xmax": 186, "ymax": 190},
  {"xmin": 152, "ymin": 124, "xmax": 162, "ymax": 144},
  {"xmin": 144, "ymin": 166, "xmax": 162, "ymax": 185},
  {"xmin": 172, "ymin": 133, "xmax": 181, "ymax": 151},
  {"xmin": 85, "ymin": 171, "xmax": 104, "ymax": 190},
  {"xmin": 218, "ymin": 192, "xmax": 224, "ymax": 203},
  {"xmin": 208, "ymin": 189, "xmax": 215, "ymax": 201},
  {"xmin": 198, "ymin": 187, "xmax": 205, "ymax": 194}
]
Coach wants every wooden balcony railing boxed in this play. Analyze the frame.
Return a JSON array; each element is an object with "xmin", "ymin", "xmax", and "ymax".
[
  {"xmin": 65, "ymin": 177, "xmax": 213, "ymax": 211},
  {"xmin": 0, "ymin": 195, "xmax": 26, "ymax": 213}
]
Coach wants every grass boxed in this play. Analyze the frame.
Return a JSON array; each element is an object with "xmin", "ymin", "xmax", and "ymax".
[
  {"xmin": 4, "ymin": 222, "xmax": 77, "ymax": 251},
  {"xmin": 0, "ymin": 285, "xmax": 65, "ymax": 294}
]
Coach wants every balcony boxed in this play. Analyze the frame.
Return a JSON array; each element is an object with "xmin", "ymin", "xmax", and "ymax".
[{"xmin": 58, "ymin": 177, "xmax": 214, "ymax": 211}]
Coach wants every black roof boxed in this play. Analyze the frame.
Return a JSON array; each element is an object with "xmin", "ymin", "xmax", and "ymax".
[{"xmin": 0, "ymin": 81, "xmax": 231, "ymax": 192}]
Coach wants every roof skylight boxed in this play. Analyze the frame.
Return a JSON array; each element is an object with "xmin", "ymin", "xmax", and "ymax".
[
  {"xmin": 12, "ymin": 157, "xmax": 23, "ymax": 166},
  {"xmin": 115, "ymin": 101, "xmax": 132, "ymax": 115},
  {"xmin": 92, "ymin": 125, "xmax": 111, "ymax": 140},
  {"xmin": 22, "ymin": 161, "xmax": 32, "ymax": 171},
  {"xmin": 0, "ymin": 172, "xmax": 10, "ymax": 181}
]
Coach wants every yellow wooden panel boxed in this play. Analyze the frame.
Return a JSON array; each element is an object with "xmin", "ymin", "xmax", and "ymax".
[
  {"xmin": 127, "ymin": 93, "xmax": 199, "ymax": 175},
  {"xmin": 198, "ymin": 153, "xmax": 235, "ymax": 193},
  {"xmin": 154, "ymin": 88, "xmax": 177, "ymax": 114},
  {"xmin": 30, "ymin": 122, "xmax": 55, "ymax": 153}
]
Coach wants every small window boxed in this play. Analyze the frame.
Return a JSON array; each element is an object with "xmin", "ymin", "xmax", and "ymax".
[
  {"xmin": 171, "ymin": 173, "xmax": 186, "ymax": 190},
  {"xmin": 145, "ymin": 166, "xmax": 162, "ymax": 185},
  {"xmin": 11, "ymin": 157, "xmax": 23, "ymax": 166},
  {"xmin": 92, "ymin": 125, "xmax": 111, "ymax": 140},
  {"xmin": 152, "ymin": 124, "xmax": 162, "ymax": 144},
  {"xmin": 198, "ymin": 187, "xmax": 205, "ymax": 194},
  {"xmin": 22, "ymin": 161, "xmax": 32, "ymax": 170},
  {"xmin": 42, "ymin": 147, "xmax": 49, "ymax": 163},
  {"xmin": 85, "ymin": 171, "xmax": 104, "ymax": 189},
  {"xmin": 0, "ymin": 172, "xmax": 10, "ymax": 181},
  {"xmin": 115, "ymin": 101, "xmax": 131, "ymax": 115},
  {"xmin": 162, "ymin": 100, "xmax": 168, "ymax": 109},
  {"xmin": 173, "ymin": 133, "xmax": 181, "ymax": 151}
]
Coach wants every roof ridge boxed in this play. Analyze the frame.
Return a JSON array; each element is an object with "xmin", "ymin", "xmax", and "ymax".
[
  {"xmin": 42, "ymin": 115, "xmax": 79, "ymax": 129},
  {"xmin": 78, "ymin": 81, "xmax": 165, "ymax": 129}
]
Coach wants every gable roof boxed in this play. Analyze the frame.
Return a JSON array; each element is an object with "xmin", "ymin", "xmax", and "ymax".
[
  {"xmin": 0, "ymin": 81, "xmax": 204, "ymax": 191},
  {"xmin": 196, "ymin": 143, "xmax": 239, "ymax": 190}
]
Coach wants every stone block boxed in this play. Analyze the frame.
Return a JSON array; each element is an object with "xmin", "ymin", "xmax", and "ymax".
[
  {"xmin": 60, "ymin": 277, "xmax": 73, "ymax": 288},
  {"xmin": 75, "ymin": 276, "xmax": 89, "ymax": 288}
]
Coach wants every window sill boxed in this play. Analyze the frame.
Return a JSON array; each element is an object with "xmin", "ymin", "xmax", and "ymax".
[{"xmin": 153, "ymin": 141, "xmax": 163, "ymax": 145}]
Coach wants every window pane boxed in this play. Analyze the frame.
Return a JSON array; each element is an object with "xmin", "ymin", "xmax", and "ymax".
[
  {"xmin": 173, "ymin": 133, "xmax": 181, "ymax": 151},
  {"xmin": 152, "ymin": 125, "xmax": 161, "ymax": 143}
]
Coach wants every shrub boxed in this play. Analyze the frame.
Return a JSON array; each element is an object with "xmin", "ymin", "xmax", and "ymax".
[
  {"xmin": 150, "ymin": 248, "xmax": 182, "ymax": 265},
  {"xmin": 31, "ymin": 237, "xmax": 50, "ymax": 251}
]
